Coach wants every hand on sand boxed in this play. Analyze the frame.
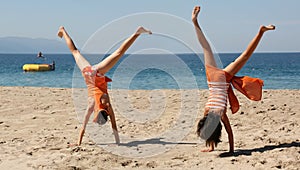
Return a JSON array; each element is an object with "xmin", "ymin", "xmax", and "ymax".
[
  {"xmin": 67, "ymin": 143, "xmax": 79, "ymax": 147},
  {"xmin": 201, "ymin": 148, "xmax": 214, "ymax": 152},
  {"xmin": 218, "ymin": 151, "xmax": 235, "ymax": 157}
]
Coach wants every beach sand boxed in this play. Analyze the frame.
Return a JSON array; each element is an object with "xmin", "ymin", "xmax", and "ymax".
[{"xmin": 0, "ymin": 86, "xmax": 299, "ymax": 169}]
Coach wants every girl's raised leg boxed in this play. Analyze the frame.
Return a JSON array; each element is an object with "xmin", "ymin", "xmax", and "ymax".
[
  {"xmin": 192, "ymin": 6, "xmax": 217, "ymax": 67},
  {"xmin": 58, "ymin": 26, "xmax": 91, "ymax": 71},
  {"xmin": 223, "ymin": 25, "xmax": 275, "ymax": 76},
  {"xmin": 93, "ymin": 26, "xmax": 152, "ymax": 75}
]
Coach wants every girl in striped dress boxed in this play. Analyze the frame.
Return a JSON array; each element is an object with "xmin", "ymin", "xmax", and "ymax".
[{"xmin": 192, "ymin": 6, "xmax": 275, "ymax": 154}]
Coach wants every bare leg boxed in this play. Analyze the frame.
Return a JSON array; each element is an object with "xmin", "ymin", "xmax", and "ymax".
[
  {"xmin": 192, "ymin": 6, "xmax": 217, "ymax": 67},
  {"xmin": 58, "ymin": 26, "xmax": 91, "ymax": 71},
  {"xmin": 193, "ymin": 6, "xmax": 218, "ymax": 152},
  {"xmin": 93, "ymin": 26, "xmax": 152, "ymax": 74},
  {"xmin": 223, "ymin": 25, "xmax": 275, "ymax": 76}
]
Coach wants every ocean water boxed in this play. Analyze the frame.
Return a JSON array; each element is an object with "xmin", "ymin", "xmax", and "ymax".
[{"xmin": 0, "ymin": 53, "xmax": 299, "ymax": 89}]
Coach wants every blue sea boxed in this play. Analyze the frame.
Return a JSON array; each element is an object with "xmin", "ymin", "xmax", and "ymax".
[{"xmin": 0, "ymin": 53, "xmax": 299, "ymax": 89}]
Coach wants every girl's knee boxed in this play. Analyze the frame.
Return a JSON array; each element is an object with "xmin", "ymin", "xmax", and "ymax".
[{"xmin": 72, "ymin": 49, "xmax": 80, "ymax": 56}]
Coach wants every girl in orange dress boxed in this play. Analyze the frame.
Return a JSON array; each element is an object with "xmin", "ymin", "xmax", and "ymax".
[
  {"xmin": 58, "ymin": 26, "xmax": 152, "ymax": 146},
  {"xmin": 192, "ymin": 6, "xmax": 275, "ymax": 154}
]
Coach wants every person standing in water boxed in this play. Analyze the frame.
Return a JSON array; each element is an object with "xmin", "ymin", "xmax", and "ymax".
[
  {"xmin": 37, "ymin": 51, "xmax": 44, "ymax": 58},
  {"xmin": 58, "ymin": 26, "xmax": 152, "ymax": 146}
]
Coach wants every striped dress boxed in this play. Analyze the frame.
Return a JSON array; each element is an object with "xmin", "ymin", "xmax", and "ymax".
[
  {"xmin": 205, "ymin": 64, "xmax": 264, "ymax": 114},
  {"xmin": 205, "ymin": 81, "xmax": 230, "ymax": 110}
]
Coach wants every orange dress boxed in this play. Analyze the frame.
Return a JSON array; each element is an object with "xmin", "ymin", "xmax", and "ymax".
[
  {"xmin": 82, "ymin": 66, "xmax": 112, "ymax": 121},
  {"xmin": 205, "ymin": 64, "xmax": 264, "ymax": 114}
]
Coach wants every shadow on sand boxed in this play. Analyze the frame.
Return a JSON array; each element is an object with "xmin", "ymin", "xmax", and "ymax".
[
  {"xmin": 118, "ymin": 137, "xmax": 198, "ymax": 147},
  {"xmin": 219, "ymin": 141, "xmax": 300, "ymax": 157}
]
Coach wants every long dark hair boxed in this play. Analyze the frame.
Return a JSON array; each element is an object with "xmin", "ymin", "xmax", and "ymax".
[{"xmin": 197, "ymin": 114, "xmax": 222, "ymax": 147}]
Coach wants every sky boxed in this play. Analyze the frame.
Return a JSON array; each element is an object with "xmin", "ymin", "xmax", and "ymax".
[{"xmin": 0, "ymin": 0, "xmax": 299, "ymax": 53}]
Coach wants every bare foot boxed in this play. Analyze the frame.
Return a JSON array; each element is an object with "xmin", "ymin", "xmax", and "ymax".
[
  {"xmin": 136, "ymin": 26, "xmax": 152, "ymax": 35},
  {"xmin": 57, "ymin": 26, "xmax": 65, "ymax": 38},
  {"xmin": 261, "ymin": 25, "xmax": 276, "ymax": 32},
  {"xmin": 192, "ymin": 6, "xmax": 201, "ymax": 22}
]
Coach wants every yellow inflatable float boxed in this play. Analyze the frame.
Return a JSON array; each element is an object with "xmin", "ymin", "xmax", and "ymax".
[{"xmin": 23, "ymin": 61, "xmax": 55, "ymax": 72}]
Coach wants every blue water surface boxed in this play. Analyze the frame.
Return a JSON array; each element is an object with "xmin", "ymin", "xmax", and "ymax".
[{"xmin": 0, "ymin": 53, "xmax": 299, "ymax": 89}]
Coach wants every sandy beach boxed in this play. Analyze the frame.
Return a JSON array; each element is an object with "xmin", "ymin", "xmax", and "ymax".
[{"xmin": 0, "ymin": 86, "xmax": 299, "ymax": 169}]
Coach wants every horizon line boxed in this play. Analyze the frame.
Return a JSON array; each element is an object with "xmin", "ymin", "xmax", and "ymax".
[{"xmin": 0, "ymin": 51, "xmax": 300, "ymax": 55}]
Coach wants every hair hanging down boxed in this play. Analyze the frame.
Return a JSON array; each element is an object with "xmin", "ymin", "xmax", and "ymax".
[
  {"xmin": 197, "ymin": 114, "xmax": 222, "ymax": 147},
  {"xmin": 97, "ymin": 110, "xmax": 108, "ymax": 125}
]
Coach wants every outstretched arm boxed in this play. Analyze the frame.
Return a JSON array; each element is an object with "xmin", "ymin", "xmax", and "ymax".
[
  {"xmin": 107, "ymin": 105, "xmax": 120, "ymax": 144},
  {"xmin": 221, "ymin": 113, "xmax": 234, "ymax": 153},
  {"xmin": 192, "ymin": 6, "xmax": 217, "ymax": 67},
  {"xmin": 223, "ymin": 25, "xmax": 275, "ymax": 76},
  {"xmin": 93, "ymin": 27, "xmax": 152, "ymax": 75},
  {"xmin": 69, "ymin": 97, "xmax": 95, "ymax": 146},
  {"xmin": 100, "ymin": 94, "xmax": 120, "ymax": 144}
]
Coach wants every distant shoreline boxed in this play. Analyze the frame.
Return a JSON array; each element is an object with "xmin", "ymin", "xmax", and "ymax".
[{"xmin": 0, "ymin": 52, "xmax": 300, "ymax": 55}]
